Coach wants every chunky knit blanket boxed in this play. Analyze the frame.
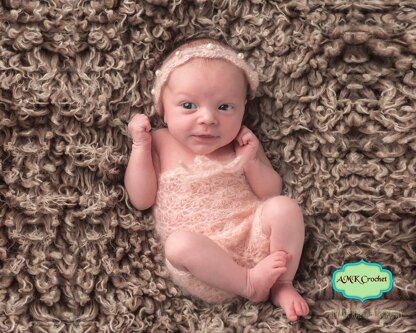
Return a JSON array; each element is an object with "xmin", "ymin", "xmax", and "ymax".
[{"xmin": 0, "ymin": 1, "xmax": 415, "ymax": 332}]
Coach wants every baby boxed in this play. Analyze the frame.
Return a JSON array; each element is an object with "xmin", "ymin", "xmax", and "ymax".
[{"xmin": 124, "ymin": 38, "xmax": 309, "ymax": 322}]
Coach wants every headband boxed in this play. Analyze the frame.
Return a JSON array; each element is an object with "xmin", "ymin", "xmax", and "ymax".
[{"xmin": 151, "ymin": 41, "xmax": 259, "ymax": 115}]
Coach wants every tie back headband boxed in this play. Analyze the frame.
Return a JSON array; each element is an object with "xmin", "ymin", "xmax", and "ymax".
[{"xmin": 151, "ymin": 41, "xmax": 259, "ymax": 115}]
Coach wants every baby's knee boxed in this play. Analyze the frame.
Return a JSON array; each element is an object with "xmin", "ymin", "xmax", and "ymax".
[
  {"xmin": 265, "ymin": 195, "xmax": 301, "ymax": 212},
  {"xmin": 263, "ymin": 196, "xmax": 303, "ymax": 222},
  {"xmin": 164, "ymin": 230, "xmax": 195, "ymax": 266}
]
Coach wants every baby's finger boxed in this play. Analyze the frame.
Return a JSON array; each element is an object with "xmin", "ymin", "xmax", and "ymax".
[
  {"xmin": 235, "ymin": 126, "xmax": 248, "ymax": 141},
  {"xmin": 131, "ymin": 113, "xmax": 144, "ymax": 122},
  {"xmin": 136, "ymin": 116, "xmax": 151, "ymax": 131},
  {"xmin": 275, "ymin": 267, "xmax": 288, "ymax": 274},
  {"xmin": 241, "ymin": 132, "xmax": 254, "ymax": 145},
  {"xmin": 274, "ymin": 251, "xmax": 291, "ymax": 260},
  {"xmin": 143, "ymin": 120, "xmax": 151, "ymax": 132},
  {"xmin": 273, "ymin": 260, "xmax": 288, "ymax": 267},
  {"xmin": 235, "ymin": 133, "xmax": 245, "ymax": 146},
  {"xmin": 280, "ymin": 252, "xmax": 291, "ymax": 260}
]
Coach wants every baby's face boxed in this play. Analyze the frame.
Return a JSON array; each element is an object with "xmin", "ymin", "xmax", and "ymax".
[{"xmin": 161, "ymin": 58, "xmax": 247, "ymax": 156}]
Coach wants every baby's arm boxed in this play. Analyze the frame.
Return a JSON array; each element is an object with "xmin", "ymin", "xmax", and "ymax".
[
  {"xmin": 244, "ymin": 147, "xmax": 282, "ymax": 199},
  {"xmin": 124, "ymin": 114, "xmax": 158, "ymax": 210},
  {"xmin": 234, "ymin": 126, "xmax": 282, "ymax": 200}
]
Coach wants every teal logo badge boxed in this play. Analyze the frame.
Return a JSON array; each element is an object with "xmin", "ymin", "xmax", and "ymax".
[{"xmin": 332, "ymin": 260, "xmax": 393, "ymax": 302}]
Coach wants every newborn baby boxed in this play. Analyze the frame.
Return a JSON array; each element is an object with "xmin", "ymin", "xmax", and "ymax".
[{"xmin": 124, "ymin": 38, "xmax": 309, "ymax": 321}]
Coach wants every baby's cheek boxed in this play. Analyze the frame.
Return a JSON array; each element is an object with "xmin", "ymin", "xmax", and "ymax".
[{"xmin": 231, "ymin": 124, "xmax": 243, "ymax": 141}]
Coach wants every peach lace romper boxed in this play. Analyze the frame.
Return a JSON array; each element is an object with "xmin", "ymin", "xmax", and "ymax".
[{"xmin": 153, "ymin": 155, "xmax": 270, "ymax": 303}]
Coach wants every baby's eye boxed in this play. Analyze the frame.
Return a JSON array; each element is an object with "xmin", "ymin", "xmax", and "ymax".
[
  {"xmin": 218, "ymin": 104, "xmax": 233, "ymax": 111},
  {"xmin": 182, "ymin": 102, "xmax": 197, "ymax": 110}
]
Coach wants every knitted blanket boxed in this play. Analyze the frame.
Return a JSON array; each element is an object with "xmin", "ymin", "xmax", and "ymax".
[{"xmin": 0, "ymin": 1, "xmax": 415, "ymax": 332}]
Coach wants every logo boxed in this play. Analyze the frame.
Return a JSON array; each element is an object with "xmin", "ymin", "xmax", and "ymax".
[{"xmin": 332, "ymin": 260, "xmax": 393, "ymax": 302}]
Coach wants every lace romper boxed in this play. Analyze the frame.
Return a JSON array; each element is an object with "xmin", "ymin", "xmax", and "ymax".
[{"xmin": 152, "ymin": 155, "xmax": 270, "ymax": 303}]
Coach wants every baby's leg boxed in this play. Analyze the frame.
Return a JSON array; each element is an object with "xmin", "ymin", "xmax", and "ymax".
[
  {"xmin": 164, "ymin": 230, "xmax": 289, "ymax": 303},
  {"xmin": 261, "ymin": 196, "xmax": 309, "ymax": 321}
]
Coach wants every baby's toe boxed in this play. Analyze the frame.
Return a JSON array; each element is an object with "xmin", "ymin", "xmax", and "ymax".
[
  {"xmin": 294, "ymin": 300, "xmax": 304, "ymax": 317},
  {"xmin": 288, "ymin": 314, "xmax": 298, "ymax": 322},
  {"xmin": 301, "ymin": 301, "xmax": 309, "ymax": 316},
  {"xmin": 286, "ymin": 303, "xmax": 298, "ymax": 321}
]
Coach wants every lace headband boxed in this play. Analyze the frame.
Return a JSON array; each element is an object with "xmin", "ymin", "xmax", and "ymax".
[{"xmin": 151, "ymin": 41, "xmax": 259, "ymax": 115}]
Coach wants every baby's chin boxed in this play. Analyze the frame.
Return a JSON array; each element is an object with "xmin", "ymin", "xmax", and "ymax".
[
  {"xmin": 187, "ymin": 145, "xmax": 219, "ymax": 156},
  {"xmin": 183, "ymin": 136, "xmax": 236, "ymax": 157}
]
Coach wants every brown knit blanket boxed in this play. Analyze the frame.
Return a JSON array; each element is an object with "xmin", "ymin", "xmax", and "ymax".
[{"xmin": 0, "ymin": 1, "xmax": 415, "ymax": 332}]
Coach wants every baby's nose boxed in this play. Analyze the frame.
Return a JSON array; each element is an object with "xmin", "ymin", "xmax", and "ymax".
[{"xmin": 198, "ymin": 108, "xmax": 218, "ymax": 125}]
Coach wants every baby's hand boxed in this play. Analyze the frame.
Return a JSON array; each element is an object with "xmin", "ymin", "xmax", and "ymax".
[
  {"xmin": 233, "ymin": 126, "xmax": 259, "ymax": 164},
  {"xmin": 128, "ymin": 113, "xmax": 152, "ymax": 147}
]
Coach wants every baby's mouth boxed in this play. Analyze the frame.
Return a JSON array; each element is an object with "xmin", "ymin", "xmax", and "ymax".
[{"xmin": 192, "ymin": 134, "xmax": 219, "ymax": 141}]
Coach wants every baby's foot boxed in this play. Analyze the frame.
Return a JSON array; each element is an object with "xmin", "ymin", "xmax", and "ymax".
[
  {"xmin": 271, "ymin": 282, "xmax": 309, "ymax": 322},
  {"xmin": 245, "ymin": 251, "xmax": 290, "ymax": 303}
]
